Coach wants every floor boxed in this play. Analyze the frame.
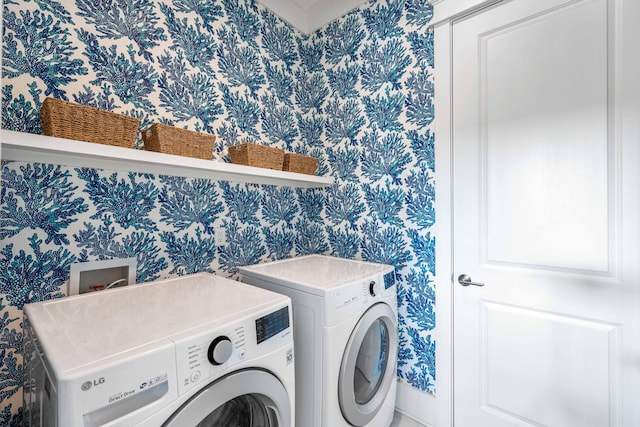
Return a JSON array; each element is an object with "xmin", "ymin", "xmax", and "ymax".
[{"xmin": 391, "ymin": 411, "xmax": 426, "ymax": 427}]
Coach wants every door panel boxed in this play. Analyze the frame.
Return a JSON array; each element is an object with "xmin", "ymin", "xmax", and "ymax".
[
  {"xmin": 452, "ymin": 0, "xmax": 640, "ymax": 425},
  {"xmin": 482, "ymin": 302, "xmax": 618, "ymax": 427},
  {"xmin": 481, "ymin": 0, "xmax": 610, "ymax": 273}
]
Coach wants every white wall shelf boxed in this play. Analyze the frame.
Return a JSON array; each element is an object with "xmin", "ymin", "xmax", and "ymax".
[{"xmin": 0, "ymin": 130, "xmax": 333, "ymax": 188}]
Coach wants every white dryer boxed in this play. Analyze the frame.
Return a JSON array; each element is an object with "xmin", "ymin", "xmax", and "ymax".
[
  {"xmin": 239, "ymin": 255, "xmax": 397, "ymax": 427},
  {"xmin": 22, "ymin": 273, "xmax": 295, "ymax": 427}
]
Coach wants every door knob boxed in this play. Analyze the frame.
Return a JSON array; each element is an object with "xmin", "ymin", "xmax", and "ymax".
[{"xmin": 458, "ymin": 274, "xmax": 484, "ymax": 287}]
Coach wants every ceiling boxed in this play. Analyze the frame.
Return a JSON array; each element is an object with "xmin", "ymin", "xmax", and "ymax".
[{"xmin": 257, "ymin": 0, "xmax": 369, "ymax": 34}]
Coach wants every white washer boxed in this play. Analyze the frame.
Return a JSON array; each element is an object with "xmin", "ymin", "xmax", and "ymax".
[
  {"xmin": 239, "ymin": 255, "xmax": 397, "ymax": 427},
  {"xmin": 22, "ymin": 273, "xmax": 295, "ymax": 427}
]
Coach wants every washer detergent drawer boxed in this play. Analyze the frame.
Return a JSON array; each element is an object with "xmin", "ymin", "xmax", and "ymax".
[{"xmin": 57, "ymin": 341, "xmax": 178, "ymax": 427}]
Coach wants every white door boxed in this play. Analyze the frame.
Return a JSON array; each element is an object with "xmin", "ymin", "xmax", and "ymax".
[{"xmin": 452, "ymin": 0, "xmax": 640, "ymax": 426}]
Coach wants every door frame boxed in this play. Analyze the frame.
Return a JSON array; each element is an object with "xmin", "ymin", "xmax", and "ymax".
[
  {"xmin": 432, "ymin": 16, "xmax": 454, "ymax": 426},
  {"xmin": 430, "ymin": 2, "xmax": 504, "ymax": 426}
]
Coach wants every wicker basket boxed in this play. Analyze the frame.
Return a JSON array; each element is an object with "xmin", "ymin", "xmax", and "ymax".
[
  {"xmin": 229, "ymin": 143, "xmax": 284, "ymax": 170},
  {"xmin": 40, "ymin": 97, "xmax": 140, "ymax": 148},
  {"xmin": 142, "ymin": 123, "xmax": 216, "ymax": 160},
  {"xmin": 283, "ymin": 153, "xmax": 318, "ymax": 175}
]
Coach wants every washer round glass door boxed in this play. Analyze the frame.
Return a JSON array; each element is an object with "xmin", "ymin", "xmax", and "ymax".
[
  {"xmin": 338, "ymin": 302, "xmax": 398, "ymax": 426},
  {"xmin": 163, "ymin": 369, "xmax": 291, "ymax": 427}
]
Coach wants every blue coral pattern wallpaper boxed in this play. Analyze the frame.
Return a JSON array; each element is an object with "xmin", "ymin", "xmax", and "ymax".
[{"xmin": 1, "ymin": 0, "xmax": 435, "ymax": 422}]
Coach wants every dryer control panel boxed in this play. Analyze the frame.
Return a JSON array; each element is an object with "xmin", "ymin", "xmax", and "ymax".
[
  {"xmin": 383, "ymin": 271, "xmax": 395, "ymax": 289},
  {"xmin": 325, "ymin": 272, "xmax": 396, "ymax": 326}
]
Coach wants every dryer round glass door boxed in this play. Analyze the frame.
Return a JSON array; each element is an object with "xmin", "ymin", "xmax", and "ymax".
[
  {"xmin": 163, "ymin": 369, "xmax": 291, "ymax": 427},
  {"xmin": 338, "ymin": 302, "xmax": 398, "ymax": 426}
]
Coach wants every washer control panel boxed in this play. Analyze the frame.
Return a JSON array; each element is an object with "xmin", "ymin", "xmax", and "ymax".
[
  {"xmin": 175, "ymin": 326, "xmax": 247, "ymax": 395},
  {"xmin": 173, "ymin": 303, "xmax": 292, "ymax": 397}
]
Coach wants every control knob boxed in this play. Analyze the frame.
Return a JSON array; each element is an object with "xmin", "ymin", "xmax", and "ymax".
[
  {"xmin": 369, "ymin": 280, "xmax": 381, "ymax": 297},
  {"xmin": 208, "ymin": 336, "xmax": 233, "ymax": 365}
]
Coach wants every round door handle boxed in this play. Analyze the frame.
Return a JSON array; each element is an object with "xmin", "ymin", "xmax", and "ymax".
[{"xmin": 458, "ymin": 274, "xmax": 484, "ymax": 287}]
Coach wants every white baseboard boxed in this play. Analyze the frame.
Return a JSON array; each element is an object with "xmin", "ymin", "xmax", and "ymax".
[{"xmin": 394, "ymin": 381, "xmax": 437, "ymax": 427}]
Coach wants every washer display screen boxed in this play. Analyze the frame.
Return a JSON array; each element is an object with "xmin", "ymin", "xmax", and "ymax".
[{"xmin": 255, "ymin": 306, "xmax": 290, "ymax": 344}]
